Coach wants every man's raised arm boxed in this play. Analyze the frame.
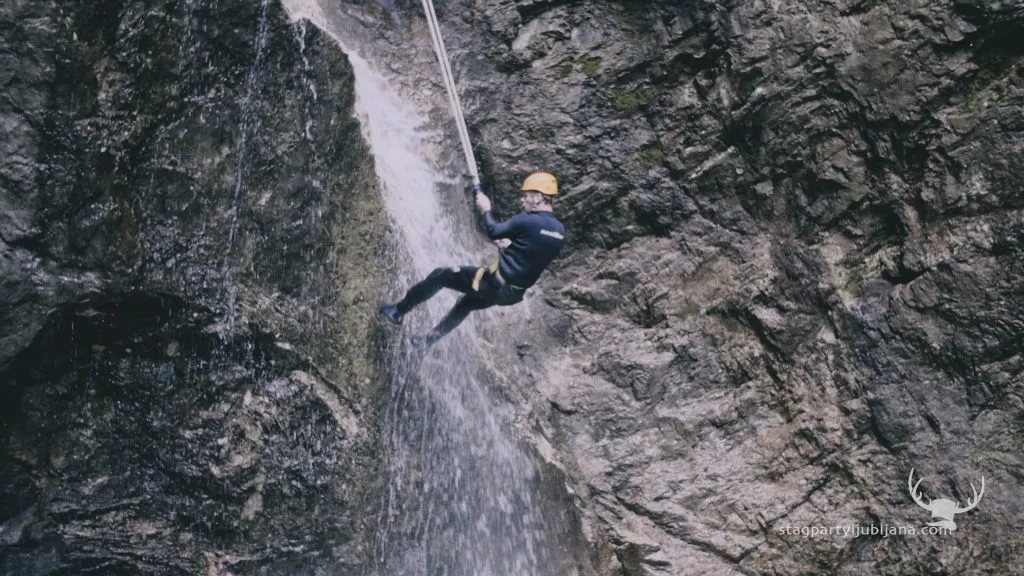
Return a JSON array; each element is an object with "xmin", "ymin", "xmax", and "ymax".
[{"xmin": 475, "ymin": 187, "xmax": 522, "ymax": 239}]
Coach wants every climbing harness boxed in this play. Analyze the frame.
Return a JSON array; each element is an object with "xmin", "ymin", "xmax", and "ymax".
[
  {"xmin": 471, "ymin": 262, "xmax": 503, "ymax": 292},
  {"xmin": 471, "ymin": 262, "xmax": 526, "ymax": 308},
  {"xmin": 419, "ymin": 0, "xmax": 480, "ymax": 185}
]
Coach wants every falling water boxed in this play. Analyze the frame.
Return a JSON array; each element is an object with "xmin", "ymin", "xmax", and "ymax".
[
  {"xmin": 223, "ymin": 0, "xmax": 273, "ymax": 333},
  {"xmin": 281, "ymin": 2, "xmax": 572, "ymax": 575}
]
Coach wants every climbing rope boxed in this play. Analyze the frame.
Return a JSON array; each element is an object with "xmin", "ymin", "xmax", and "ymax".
[{"xmin": 419, "ymin": 0, "xmax": 480, "ymax": 185}]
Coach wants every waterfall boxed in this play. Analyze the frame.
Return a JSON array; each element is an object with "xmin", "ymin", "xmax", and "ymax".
[
  {"xmin": 223, "ymin": 0, "xmax": 273, "ymax": 333},
  {"xmin": 281, "ymin": 2, "xmax": 574, "ymax": 575}
]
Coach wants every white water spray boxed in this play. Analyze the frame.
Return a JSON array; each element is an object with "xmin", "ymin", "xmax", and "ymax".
[{"xmin": 281, "ymin": 2, "xmax": 573, "ymax": 575}]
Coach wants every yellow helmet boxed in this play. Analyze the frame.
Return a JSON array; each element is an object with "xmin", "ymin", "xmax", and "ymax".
[{"xmin": 521, "ymin": 172, "xmax": 558, "ymax": 197}]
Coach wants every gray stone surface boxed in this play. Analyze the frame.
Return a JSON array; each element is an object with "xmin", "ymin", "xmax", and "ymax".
[{"xmin": 439, "ymin": 1, "xmax": 1024, "ymax": 574}]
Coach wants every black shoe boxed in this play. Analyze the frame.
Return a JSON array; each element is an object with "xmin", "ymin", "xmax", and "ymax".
[
  {"xmin": 378, "ymin": 302, "xmax": 403, "ymax": 325},
  {"xmin": 409, "ymin": 334, "xmax": 434, "ymax": 350}
]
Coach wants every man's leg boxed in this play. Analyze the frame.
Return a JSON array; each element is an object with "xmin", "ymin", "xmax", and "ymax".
[
  {"xmin": 411, "ymin": 294, "xmax": 494, "ymax": 348},
  {"xmin": 378, "ymin": 266, "xmax": 476, "ymax": 324}
]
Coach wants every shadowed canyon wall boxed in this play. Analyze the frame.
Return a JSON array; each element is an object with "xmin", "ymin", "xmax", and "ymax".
[{"xmin": 2, "ymin": 0, "xmax": 387, "ymax": 572}]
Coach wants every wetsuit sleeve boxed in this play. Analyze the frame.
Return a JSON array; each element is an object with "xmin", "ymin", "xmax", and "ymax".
[{"xmin": 481, "ymin": 212, "xmax": 525, "ymax": 240}]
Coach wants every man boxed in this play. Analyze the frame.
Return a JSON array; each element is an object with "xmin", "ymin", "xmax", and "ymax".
[{"xmin": 377, "ymin": 172, "xmax": 566, "ymax": 349}]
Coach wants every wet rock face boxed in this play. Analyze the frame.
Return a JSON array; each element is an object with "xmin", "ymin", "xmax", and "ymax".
[
  {"xmin": 2, "ymin": 294, "xmax": 365, "ymax": 575},
  {"xmin": 414, "ymin": 0, "xmax": 1024, "ymax": 574},
  {"xmin": 1, "ymin": 0, "xmax": 385, "ymax": 573}
]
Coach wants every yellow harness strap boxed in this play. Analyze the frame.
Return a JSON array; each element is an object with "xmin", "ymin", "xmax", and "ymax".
[{"xmin": 471, "ymin": 262, "xmax": 504, "ymax": 291}]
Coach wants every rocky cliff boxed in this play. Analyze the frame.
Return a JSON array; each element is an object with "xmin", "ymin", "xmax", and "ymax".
[
  {"xmin": 436, "ymin": 0, "xmax": 1024, "ymax": 574},
  {"xmin": 3, "ymin": 0, "xmax": 1023, "ymax": 575},
  {"xmin": 1, "ymin": 0, "xmax": 388, "ymax": 573}
]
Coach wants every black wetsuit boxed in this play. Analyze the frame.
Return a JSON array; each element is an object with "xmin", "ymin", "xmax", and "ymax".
[
  {"xmin": 395, "ymin": 210, "xmax": 566, "ymax": 344},
  {"xmin": 482, "ymin": 211, "xmax": 566, "ymax": 288}
]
